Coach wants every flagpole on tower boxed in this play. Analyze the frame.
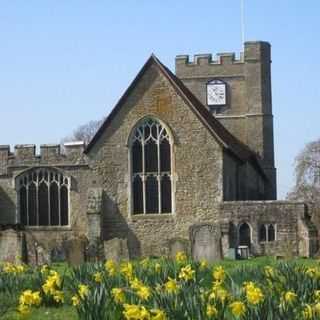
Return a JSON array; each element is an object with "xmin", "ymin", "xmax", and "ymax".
[{"xmin": 241, "ymin": 0, "xmax": 245, "ymax": 50}]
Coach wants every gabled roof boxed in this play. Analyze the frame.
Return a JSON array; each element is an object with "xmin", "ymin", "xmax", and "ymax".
[{"xmin": 84, "ymin": 54, "xmax": 265, "ymax": 177}]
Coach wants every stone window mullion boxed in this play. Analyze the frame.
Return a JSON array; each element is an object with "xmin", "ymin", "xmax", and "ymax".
[
  {"xmin": 157, "ymin": 124, "xmax": 161, "ymax": 214},
  {"xmin": 142, "ymin": 130, "xmax": 146, "ymax": 215},
  {"xmin": 26, "ymin": 184, "xmax": 29, "ymax": 225},
  {"xmin": 36, "ymin": 172, "xmax": 39, "ymax": 226}
]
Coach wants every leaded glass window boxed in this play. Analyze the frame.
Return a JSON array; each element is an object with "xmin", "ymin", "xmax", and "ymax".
[
  {"xmin": 130, "ymin": 118, "xmax": 172, "ymax": 214},
  {"xmin": 16, "ymin": 168, "xmax": 70, "ymax": 226}
]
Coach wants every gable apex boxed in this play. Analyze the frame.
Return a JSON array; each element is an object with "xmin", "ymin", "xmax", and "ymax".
[{"xmin": 84, "ymin": 54, "xmax": 261, "ymax": 171}]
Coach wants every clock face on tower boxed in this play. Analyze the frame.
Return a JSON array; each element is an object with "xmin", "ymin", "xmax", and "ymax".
[{"xmin": 207, "ymin": 80, "xmax": 227, "ymax": 106}]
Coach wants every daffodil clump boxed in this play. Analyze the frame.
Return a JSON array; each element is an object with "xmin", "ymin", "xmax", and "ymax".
[
  {"xmin": 4, "ymin": 256, "xmax": 320, "ymax": 319},
  {"xmin": 42, "ymin": 269, "xmax": 64, "ymax": 305},
  {"xmin": 18, "ymin": 290, "xmax": 41, "ymax": 316}
]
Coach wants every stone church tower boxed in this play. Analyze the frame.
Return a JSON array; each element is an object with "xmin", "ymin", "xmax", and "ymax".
[{"xmin": 176, "ymin": 41, "xmax": 276, "ymax": 199}]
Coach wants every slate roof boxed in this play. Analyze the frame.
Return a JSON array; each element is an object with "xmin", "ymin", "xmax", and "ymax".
[{"xmin": 84, "ymin": 54, "xmax": 266, "ymax": 178}]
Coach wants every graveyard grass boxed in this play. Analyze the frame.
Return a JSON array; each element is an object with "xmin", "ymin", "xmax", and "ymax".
[{"xmin": 1, "ymin": 256, "xmax": 320, "ymax": 319}]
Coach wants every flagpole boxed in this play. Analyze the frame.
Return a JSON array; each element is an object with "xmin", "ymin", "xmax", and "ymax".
[{"xmin": 241, "ymin": 0, "xmax": 245, "ymax": 50}]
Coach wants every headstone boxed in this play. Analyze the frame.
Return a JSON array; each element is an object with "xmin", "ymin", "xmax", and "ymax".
[
  {"xmin": 87, "ymin": 188, "xmax": 103, "ymax": 242},
  {"xmin": 167, "ymin": 238, "xmax": 189, "ymax": 259},
  {"xmin": 0, "ymin": 229, "xmax": 23, "ymax": 263},
  {"xmin": 51, "ymin": 247, "xmax": 66, "ymax": 263},
  {"xmin": 190, "ymin": 223, "xmax": 222, "ymax": 262},
  {"xmin": 36, "ymin": 245, "xmax": 51, "ymax": 265},
  {"xmin": 65, "ymin": 238, "xmax": 86, "ymax": 266},
  {"xmin": 104, "ymin": 238, "xmax": 129, "ymax": 263}
]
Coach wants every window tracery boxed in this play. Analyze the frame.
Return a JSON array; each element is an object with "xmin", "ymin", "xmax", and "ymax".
[
  {"xmin": 130, "ymin": 118, "xmax": 172, "ymax": 214},
  {"xmin": 17, "ymin": 168, "xmax": 70, "ymax": 226}
]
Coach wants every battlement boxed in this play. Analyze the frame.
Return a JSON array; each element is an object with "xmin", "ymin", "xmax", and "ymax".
[
  {"xmin": 0, "ymin": 142, "xmax": 87, "ymax": 175},
  {"xmin": 176, "ymin": 52, "xmax": 244, "ymax": 66},
  {"xmin": 176, "ymin": 41, "xmax": 271, "ymax": 78}
]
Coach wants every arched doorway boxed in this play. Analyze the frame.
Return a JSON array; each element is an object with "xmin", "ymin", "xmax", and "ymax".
[{"xmin": 239, "ymin": 223, "xmax": 251, "ymax": 247}]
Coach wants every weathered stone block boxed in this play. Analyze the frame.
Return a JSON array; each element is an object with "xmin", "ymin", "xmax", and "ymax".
[
  {"xmin": 190, "ymin": 223, "xmax": 222, "ymax": 262},
  {"xmin": 0, "ymin": 229, "xmax": 23, "ymax": 263},
  {"xmin": 104, "ymin": 238, "xmax": 129, "ymax": 263},
  {"xmin": 167, "ymin": 237, "xmax": 190, "ymax": 259}
]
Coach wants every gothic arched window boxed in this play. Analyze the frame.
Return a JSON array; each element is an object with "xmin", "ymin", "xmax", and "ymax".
[
  {"xmin": 16, "ymin": 168, "xmax": 70, "ymax": 226},
  {"xmin": 268, "ymin": 224, "xmax": 276, "ymax": 242},
  {"xmin": 259, "ymin": 225, "xmax": 267, "ymax": 242},
  {"xmin": 130, "ymin": 118, "xmax": 172, "ymax": 214}
]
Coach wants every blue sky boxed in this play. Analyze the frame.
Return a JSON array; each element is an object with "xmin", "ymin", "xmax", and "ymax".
[{"xmin": 0, "ymin": 1, "xmax": 319, "ymax": 199}]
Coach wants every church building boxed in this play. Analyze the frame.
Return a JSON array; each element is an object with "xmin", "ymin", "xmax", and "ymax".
[{"xmin": 0, "ymin": 41, "xmax": 317, "ymax": 263}]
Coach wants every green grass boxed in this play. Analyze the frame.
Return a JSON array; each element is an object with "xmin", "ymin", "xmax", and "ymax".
[{"xmin": 2, "ymin": 306, "xmax": 77, "ymax": 320}]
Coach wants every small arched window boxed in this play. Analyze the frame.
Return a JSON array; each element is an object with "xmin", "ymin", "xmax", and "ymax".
[
  {"xmin": 259, "ymin": 225, "xmax": 267, "ymax": 242},
  {"xmin": 239, "ymin": 222, "xmax": 251, "ymax": 247},
  {"xmin": 130, "ymin": 117, "xmax": 172, "ymax": 214},
  {"xmin": 16, "ymin": 168, "xmax": 70, "ymax": 226},
  {"xmin": 268, "ymin": 224, "xmax": 276, "ymax": 242}
]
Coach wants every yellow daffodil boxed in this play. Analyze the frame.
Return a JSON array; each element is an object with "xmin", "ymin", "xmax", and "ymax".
[
  {"xmin": 155, "ymin": 263, "xmax": 161, "ymax": 273},
  {"xmin": 302, "ymin": 304, "xmax": 313, "ymax": 319},
  {"xmin": 17, "ymin": 304, "xmax": 30, "ymax": 316},
  {"xmin": 164, "ymin": 277, "xmax": 179, "ymax": 294},
  {"xmin": 112, "ymin": 288, "xmax": 125, "ymax": 304},
  {"xmin": 53, "ymin": 290, "xmax": 64, "ymax": 303},
  {"xmin": 175, "ymin": 251, "xmax": 187, "ymax": 264},
  {"xmin": 136, "ymin": 285, "xmax": 151, "ymax": 301},
  {"xmin": 78, "ymin": 284, "xmax": 89, "ymax": 299},
  {"xmin": 206, "ymin": 304, "xmax": 218, "ymax": 317},
  {"xmin": 105, "ymin": 259, "xmax": 117, "ymax": 276},
  {"xmin": 123, "ymin": 304, "xmax": 150, "ymax": 320},
  {"xmin": 93, "ymin": 272, "xmax": 103, "ymax": 283},
  {"xmin": 284, "ymin": 291, "xmax": 297, "ymax": 304},
  {"xmin": 178, "ymin": 264, "xmax": 195, "ymax": 281},
  {"xmin": 71, "ymin": 295, "xmax": 80, "ymax": 306},
  {"xmin": 121, "ymin": 262, "xmax": 134, "ymax": 280},
  {"xmin": 243, "ymin": 282, "xmax": 264, "ymax": 305},
  {"xmin": 264, "ymin": 266, "xmax": 274, "ymax": 278},
  {"xmin": 213, "ymin": 266, "xmax": 225, "ymax": 282},
  {"xmin": 229, "ymin": 301, "xmax": 246, "ymax": 317},
  {"xmin": 314, "ymin": 302, "xmax": 320, "ymax": 315},
  {"xmin": 200, "ymin": 260, "xmax": 208, "ymax": 270},
  {"xmin": 150, "ymin": 308, "xmax": 166, "ymax": 320}
]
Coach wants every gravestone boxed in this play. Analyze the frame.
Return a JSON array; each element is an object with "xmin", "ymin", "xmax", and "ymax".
[
  {"xmin": 167, "ymin": 238, "xmax": 189, "ymax": 259},
  {"xmin": 190, "ymin": 223, "xmax": 222, "ymax": 262},
  {"xmin": 36, "ymin": 245, "xmax": 51, "ymax": 265},
  {"xmin": 104, "ymin": 238, "xmax": 129, "ymax": 263},
  {"xmin": 0, "ymin": 229, "xmax": 23, "ymax": 263},
  {"xmin": 86, "ymin": 188, "xmax": 103, "ymax": 242},
  {"xmin": 51, "ymin": 247, "xmax": 66, "ymax": 263},
  {"xmin": 65, "ymin": 238, "xmax": 86, "ymax": 266}
]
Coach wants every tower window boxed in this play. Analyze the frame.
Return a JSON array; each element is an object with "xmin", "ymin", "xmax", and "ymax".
[
  {"xmin": 130, "ymin": 118, "xmax": 172, "ymax": 214},
  {"xmin": 17, "ymin": 168, "xmax": 70, "ymax": 226}
]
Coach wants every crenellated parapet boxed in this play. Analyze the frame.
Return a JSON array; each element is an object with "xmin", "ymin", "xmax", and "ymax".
[
  {"xmin": 0, "ymin": 142, "xmax": 87, "ymax": 176},
  {"xmin": 176, "ymin": 52, "xmax": 243, "ymax": 66},
  {"xmin": 175, "ymin": 41, "xmax": 271, "ymax": 79}
]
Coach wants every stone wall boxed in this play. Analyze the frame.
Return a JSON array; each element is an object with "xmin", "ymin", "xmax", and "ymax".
[
  {"xmin": 0, "ymin": 143, "xmax": 98, "ymax": 264},
  {"xmin": 88, "ymin": 61, "xmax": 224, "ymax": 258},
  {"xmin": 219, "ymin": 201, "xmax": 318, "ymax": 257}
]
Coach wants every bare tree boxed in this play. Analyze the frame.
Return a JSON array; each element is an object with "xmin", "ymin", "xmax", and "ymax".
[
  {"xmin": 287, "ymin": 138, "xmax": 320, "ymax": 203},
  {"xmin": 287, "ymin": 138, "xmax": 320, "ymax": 229},
  {"xmin": 62, "ymin": 119, "xmax": 104, "ymax": 146}
]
